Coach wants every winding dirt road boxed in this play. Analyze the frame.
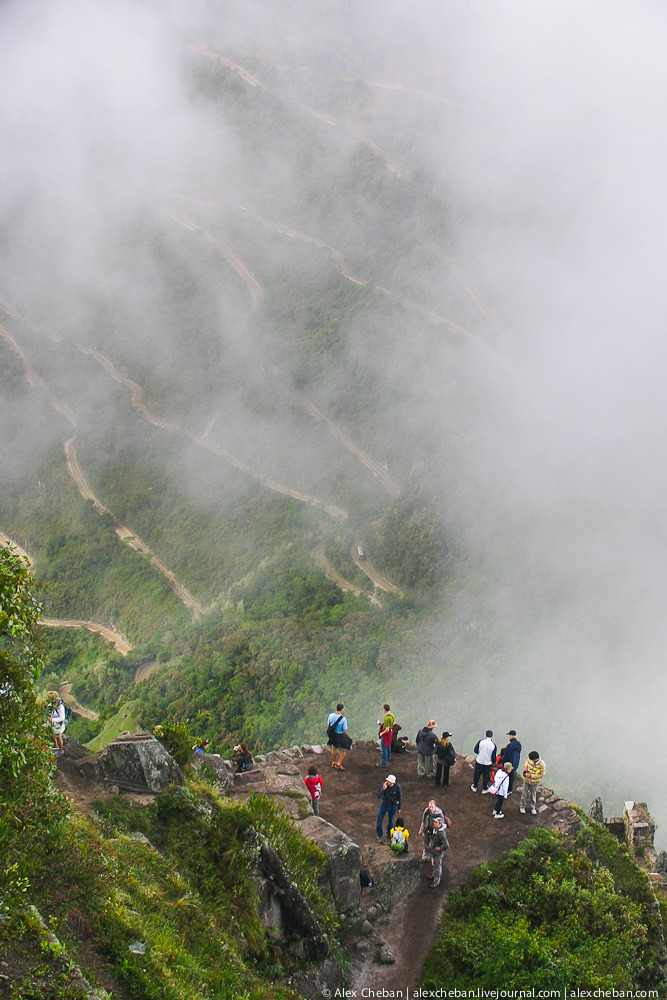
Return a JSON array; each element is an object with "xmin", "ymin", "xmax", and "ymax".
[
  {"xmin": 0, "ymin": 530, "xmax": 132, "ymax": 652},
  {"xmin": 248, "ymin": 212, "xmax": 502, "ymax": 366},
  {"xmin": 311, "ymin": 545, "xmax": 382, "ymax": 607},
  {"xmin": 1, "ymin": 308, "xmax": 203, "ymax": 616},
  {"xmin": 78, "ymin": 342, "xmax": 348, "ymax": 520},
  {"xmin": 63, "ymin": 437, "xmax": 203, "ymax": 616},
  {"xmin": 161, "ymin": 206, "xmax": 263, "ymax": 311},
  {"xmin": 351, "ymin": 544, "xmax": 404, "ymax": 598},
  {"xmin": 43, "ymin": 620, "xmax": 131, "ymax": 657},
  {"xmin": 190, "ymin": 42, "xmax": 410, "ymax": 180}
]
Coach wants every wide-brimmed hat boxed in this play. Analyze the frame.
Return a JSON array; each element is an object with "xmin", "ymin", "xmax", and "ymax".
[
  {"xmin": 386, "ymin": 774, "xmax": 396, "ymax": 783},
  {"xmin": 426, "ymin": 720, "xmax": 436, "ymax": 729}
]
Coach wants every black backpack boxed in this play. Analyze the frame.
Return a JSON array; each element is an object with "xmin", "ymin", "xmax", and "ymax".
[{"xmin": 326, "ymin": 714, "xmax": 343, "ymax": 738}]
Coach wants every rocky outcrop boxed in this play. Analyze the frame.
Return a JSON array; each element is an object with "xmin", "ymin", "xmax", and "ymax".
[
  {"xmin": 75, "ymin": 733, "xmax": 184, "ymax": 793},
  {"xmin": 361, "ymin": 844, "xmax": 420, "ymax": 910},
  {"xmin": 297, "ymin": 816, "xmax": 363, "ymax": 912},
  {"xmin": 192, "ymin": 753, "xmax": 232, "ymax": 794},
  {"xmin": 246, "ymin": 829, "xmax": 329, "ymax": 962}
]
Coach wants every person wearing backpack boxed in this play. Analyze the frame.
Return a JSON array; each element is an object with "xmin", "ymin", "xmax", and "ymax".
[
  {"xmin": 326, "ymin": 703, "xmax": 352, "ymax": 770},
  {"xmin": 427, "ymin": 815, "xmax": 450, "ymax": 888},
  {"xmin": 489, "ymin": 762, "xmax": 513, "ymax": 819},
  {"xmin": 418, "ymin": 798, "xmax": 446, "ymax": 862},
  {"xmin": 304, "ymin": 764, "xmax": 324, "ymax": 816},
  {"xmin": 435, "ymin": 731, "xmax": 456, "ymax": 787},
  {"xmin": 47, "ymin": 690, "xmax": 66, "ymax": 755},
  {"xmin": 415, "ymin": 719, "xmax": 438, "ymax": 778},
  {"xmin": 389, "ymin": 813, "xmax": 409, "ymax": 853}
]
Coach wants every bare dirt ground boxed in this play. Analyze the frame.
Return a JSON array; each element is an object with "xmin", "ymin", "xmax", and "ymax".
[{"xmin": 296, "ymin": 742, "xmax": 565, "ymax": 991}]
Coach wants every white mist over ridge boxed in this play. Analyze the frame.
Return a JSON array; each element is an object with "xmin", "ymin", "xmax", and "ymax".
[{"xmin": 2, "ymin": 0, "xmax": 666, "ymax": 837}]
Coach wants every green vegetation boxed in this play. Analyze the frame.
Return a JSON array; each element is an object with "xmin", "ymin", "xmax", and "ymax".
[
  {"xmin": 420, "ymin": 825, "xmax": 666, "ymax": 992},
  {"xmin": 1, "ymin": 548, "xmax": 337, "ymax": 999}
]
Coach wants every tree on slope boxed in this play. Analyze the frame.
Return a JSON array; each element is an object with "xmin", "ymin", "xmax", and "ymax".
[{"xmin": 0, "ymin": 544, "xmax": 65, "ymax": 912}]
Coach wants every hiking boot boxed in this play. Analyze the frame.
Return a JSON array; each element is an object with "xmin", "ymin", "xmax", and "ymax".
[
  {"xmin": 493, "ymin": 812, "xmax": 504, "ymax": 819},
  {"xmin": 519, "ymin": 806, "xmax": 526, "ymax": 814}
]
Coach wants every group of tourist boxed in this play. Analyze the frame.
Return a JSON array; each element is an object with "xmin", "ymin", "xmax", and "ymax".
[{"xmin": 318, "ymin": 702, "xmax": 548, "ymax": 888}]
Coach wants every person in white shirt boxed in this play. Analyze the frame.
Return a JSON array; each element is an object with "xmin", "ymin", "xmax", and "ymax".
[
  {"xmin": 490, "ymin": 762, "xmax": 513, "ymax": 818},
  {"xmin": 470, "ymin": 729, "xmax": 497, "ymax": 793},
  {"xmin": 48, "ymin": 691, "xmax": 66, "ymax": 755}
]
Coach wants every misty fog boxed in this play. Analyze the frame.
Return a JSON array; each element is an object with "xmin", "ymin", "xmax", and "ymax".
[{"xmin": 2, "ymin": 0, "xmax": 666, "ymax": 839}]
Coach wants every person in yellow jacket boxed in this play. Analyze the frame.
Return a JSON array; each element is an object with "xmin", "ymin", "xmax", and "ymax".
[
  {"xmin": 520, "ymin": 750, "xmax": 546, "ymax": 815},
  {"xmin": 389, "ymin": 813, "xmax": 409, "ymax": 853}
]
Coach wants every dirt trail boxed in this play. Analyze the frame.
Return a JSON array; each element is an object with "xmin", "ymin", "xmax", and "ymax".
[
  {"xmin": 41, "ymin": 619, "xmax": 131, "ymax": 656},
  {"xmin": 161, "ymin": 206, "xmax": 263, "ymax": 310},
  {"xmin": 311, "ymin": 545, "xmax": 382, "ymax": 607},
  {"xmin": 63, "ymin": 435, "xmax": 203, "ymax": 615},
  {"xmin": 297, "ymin": 742, "xmax": 565, "ymax": 991},
  {"xmin": 351, "ymin": 545, "xmax": 404, "ymax": 597}
]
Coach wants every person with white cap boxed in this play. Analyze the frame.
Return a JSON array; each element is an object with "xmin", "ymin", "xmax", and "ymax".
[
  {"xmin": 415, "ymin": 719, "xmax": 438, "ymax": 778},
  {"xmin": 376, "ymin": 773, "xmax": 403, "ymax": 843}
]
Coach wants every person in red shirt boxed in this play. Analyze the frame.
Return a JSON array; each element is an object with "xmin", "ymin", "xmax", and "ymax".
[{"xmin": 304, "ymin": 764, "xmax": 324, "ymax": 816}]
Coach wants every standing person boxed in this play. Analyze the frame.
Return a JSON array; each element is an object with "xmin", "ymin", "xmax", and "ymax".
[
  {"xmin": 490, "ymin": 762, "xmax": 513, "ymax": 819},
  {"xmin": 470, "ymin": 729, "xmax": 497, "ymax": 793},
  {"xmin": 326, "ymin": 703, "xmax": 352, "ymax": 770},
  {"xmin": 418, "ymin": 798, "xmax": 445, "ymax": 862},
  {"xmin": 304, "ymin": 764, "xmax": 323, "ymax": 816},
  {"xmin": 378, "ymin": 703, "xmax": 395, "ymax": 767},
  {"xmin": 427, "ymin": 816, "xmax": 450, "ymax": 888},
  {"xmin": 501, "ymin": 730, "xmax": 522, "ymax": 794},
  {"xmin": 376, "ymin": 774, "xmax": 403, "ymax": 843},
  {"xmin": 48, "ymin": 691, "xmax": 66, "ymax": 755},
  {"xmin": 520, "ymin": 751, "xmax": 547, "ymax": 815},
  {"xmin": 415, "ymin": 719, "xmax": 438, "ymax": 778},
  {"xmin": 435, "ymin": 731, "xmax": 456, "ymax": 787}
]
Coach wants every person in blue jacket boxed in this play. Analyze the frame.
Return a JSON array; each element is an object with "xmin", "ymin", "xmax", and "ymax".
[
  {"xmin": 501, "ymin": 730, "xmax": 522, "ymax": 794},
  {"xmin": 376, "ymin": 774, "xmax": 403, "ymax": 843}
]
